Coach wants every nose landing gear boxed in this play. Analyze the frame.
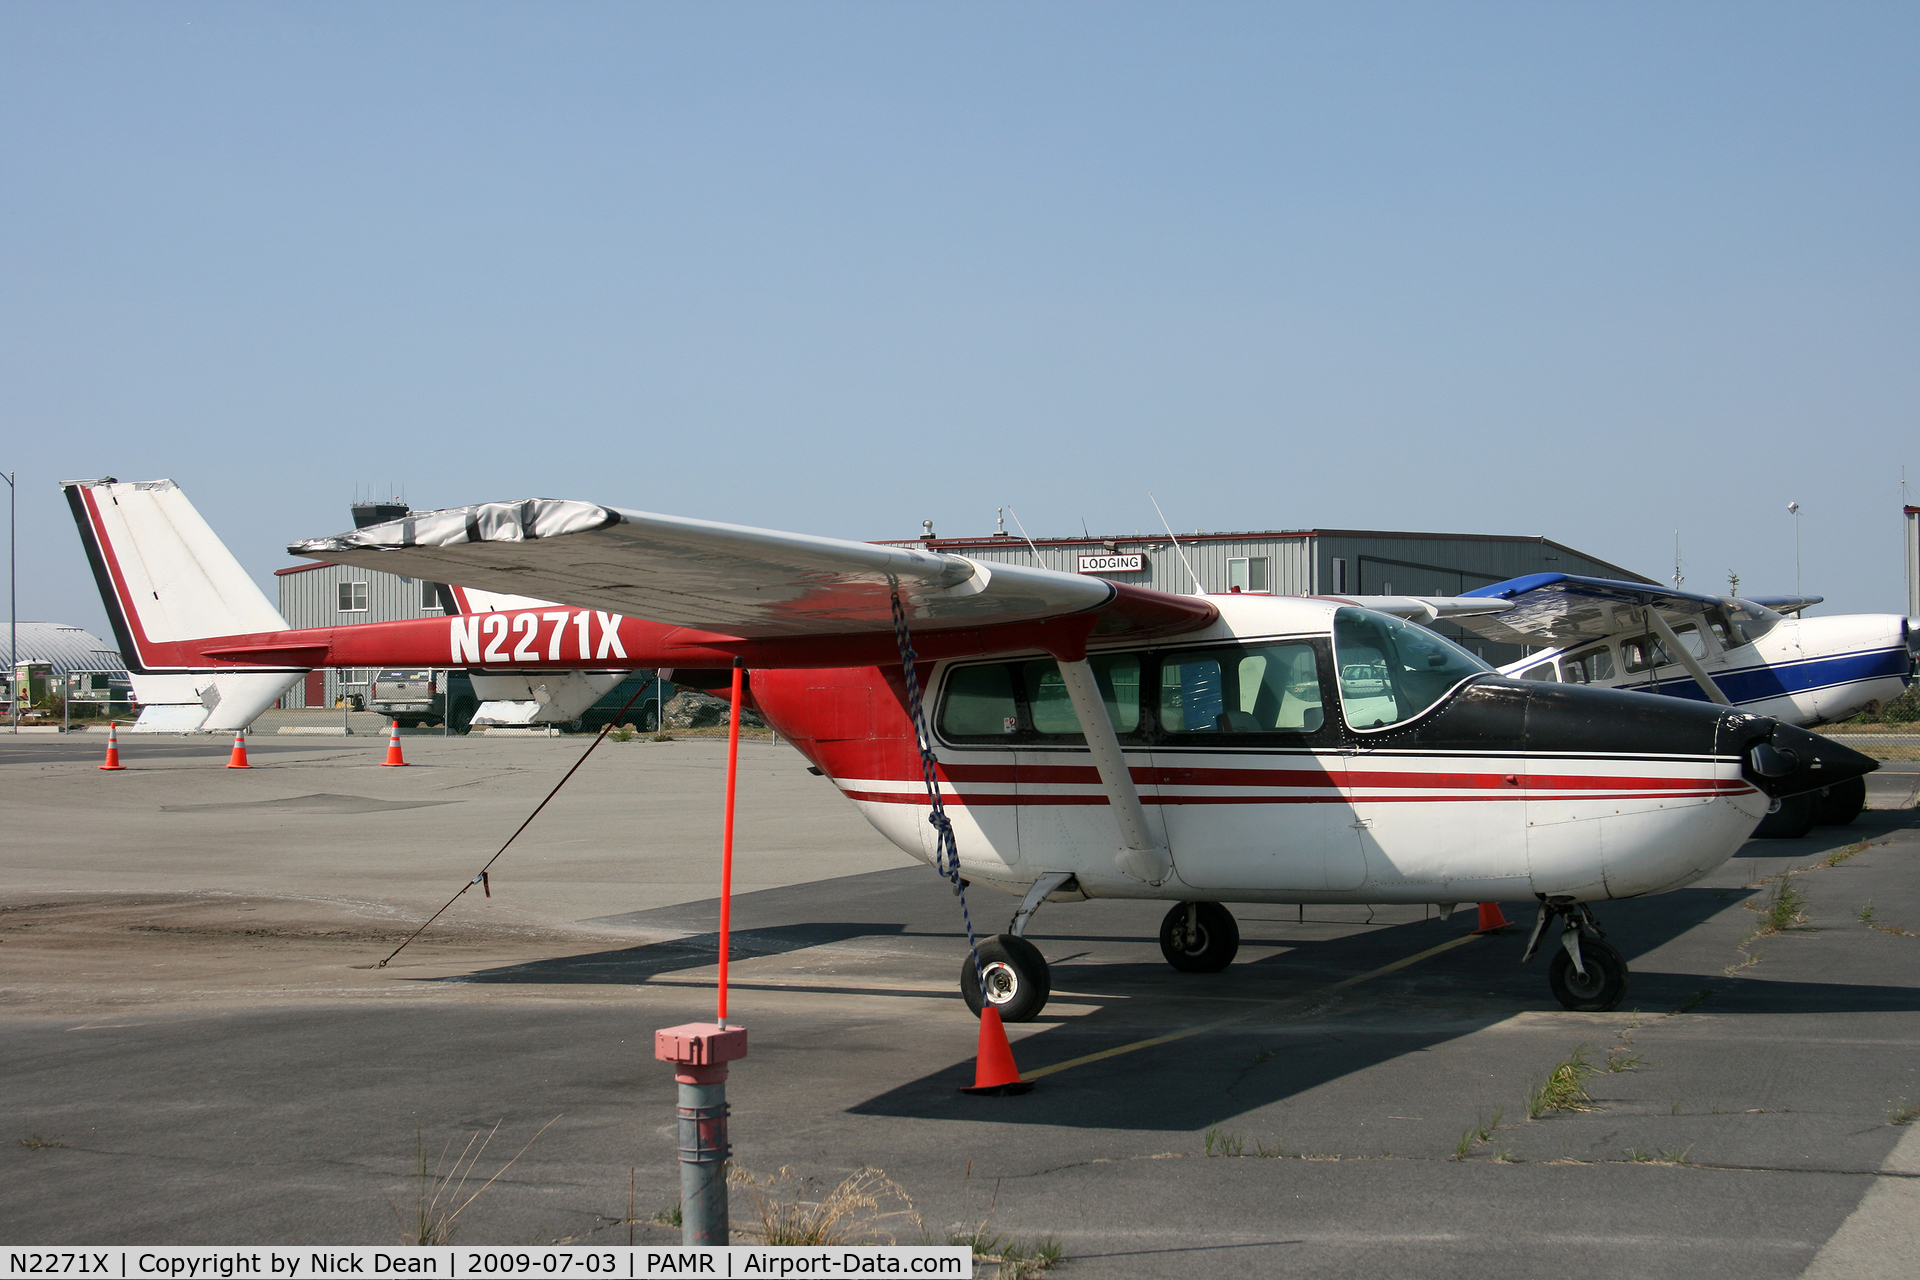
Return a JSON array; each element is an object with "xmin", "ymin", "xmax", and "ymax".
[{"xmin": 1525, "ymin": 900, "xmax": 1628, "ymax": 1012}]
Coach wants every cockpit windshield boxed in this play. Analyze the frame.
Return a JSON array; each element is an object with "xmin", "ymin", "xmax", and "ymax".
[
  {"xmin": 1332, "ymin": 608, "xmax": 1492, "ymax": 730},
  {"xmin": 1720, "ymin": 599, "xmax": 1782, "ymax": 647}
]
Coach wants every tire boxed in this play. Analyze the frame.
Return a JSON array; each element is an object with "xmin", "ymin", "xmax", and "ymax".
[
  {"xmin": 450, "ymin": 698, "xmax": 477, "ymax": 736},
  {"xmin": 1753, "ymin": 791, "xmax": 1817, "ymax": 839},
  {"xmin": 1812, "ymin": 776, "xmax": 1867, "ymax": 827},
  {"xmin": 1548, "ymin": 937, "xmax": 1628, "ymax": 1012},
  {"xmin": 959, "ymin": 935, "xmax": 1051, "ymax": 1022},
  {"xmin": 1158, "ymin": 902, "xmax": 1240, "ymax": 973}
]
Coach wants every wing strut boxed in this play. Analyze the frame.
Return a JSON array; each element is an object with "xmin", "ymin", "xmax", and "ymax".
[
  {"xmin": 1643, "ymin": 610, "xmax": 1731, "ymax": 706},
  {"xmin": 1054, "ymin": 658, "xmax": 1172, "ymax": 884}
]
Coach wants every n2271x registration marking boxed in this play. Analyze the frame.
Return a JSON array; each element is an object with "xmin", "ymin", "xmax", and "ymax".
[
  {"xmin": 10, "ymin": 1258, "xmax": 111, "ymax": 1275},
  {"xmin": 450, "ymin": 612, "xmax": 627, "ymax": 665}
]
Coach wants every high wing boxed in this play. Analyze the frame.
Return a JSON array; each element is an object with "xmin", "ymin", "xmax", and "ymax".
[
  {"xmin": 1449, "ymin": 573, "xmax": 1774, "ymax": 648},
  {"xmin": 290, "ymin": 498, "xmax": 1217, "ymax": 647},
  {"xmin": 1322, "ymin": 594, "xmax": 1516, "ymax": 624}
]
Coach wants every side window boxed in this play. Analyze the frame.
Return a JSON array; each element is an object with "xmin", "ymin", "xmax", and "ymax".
[
  {"xmin": 940, "ymin": 664, "xmax": 1019, "ymax": 737},
  {"xmin": 1560, "ymin": 645, "xmax": 1615, "ymax": 684},
  {"xmin": 1226, "ymin": 557, "xmax": 1269, "ymax": 593},
  {"xmin": 1521, "ymin": 662, "xmax": 1556, "ymax": 681},
  {"xmin": 939, "ymin": 654, "xmax": 1142, "ymax": 744},
  {"xmin": 1159, "ymin": 642, "xmax": 1325, "ymax": 735},
  {"xmin": 1672, "ymin": 623, "xmax": 1707, "ymax": 659},
  {"xmin": 1705, "ymin": 609, "xmax": 1738, "ymax": 650},
  {"xmin": 1621, "ymin": 634, "xmax": 1674, "ymax": 674}
]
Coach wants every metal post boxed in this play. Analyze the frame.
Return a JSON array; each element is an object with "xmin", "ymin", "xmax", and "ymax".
[{"xmin": 654, "ymin": 1023, "xmax": 748, "ymax": 1245}]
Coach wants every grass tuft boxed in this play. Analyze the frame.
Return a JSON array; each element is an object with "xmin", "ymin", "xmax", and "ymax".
[
  {"xmin": 729, "ymin": 1166, "xmax": 923, "ymax": 1246},
  {"xmin": 17, "ymin": 1135, "xmax": 68, "ymax": 1150},
  {"xmin": 1860, "ymin": 900, "xmax": 1876, "ymax": 924},
  {"xmin": 1527, "ymin": 1046, "xmax": 1598, "ymax": 1119},
  {"xmin": 1202, "ymin": 1127, "xmax": 1245, "ymax": 1157},
  {"xmin": 1888, "ymin": 1099, "xmax": 1919, "ymax": 1126},
  {"xmin": 653, "ymin": 1204, "xmax": 682, "ymax": 1227},
  {"xmin": 608, "ymin": 724, "xmax": 636, "ymax": 743},
  {"xmin": 1747, "ymin": 878, "xmax": 1809, "ymax": 937},
  {"xmin": 949, "ymin": 1228, "xmax": 1062, "ymax": 1279},
  {"xmin": 392, "ymin": 1117, "xmax": 561, "ymax": 1246},
  {"xmin": 1453, "ymin": 1109, "xmax": 1502, "ymax": 1160},
  {"xmin": 1673, "ymin": 988, "xmax": 1712, "ymax": 1015},
  {"xmin": 1606, "ymin": 1049, "xmax": 1645, "ymax": 1073}
]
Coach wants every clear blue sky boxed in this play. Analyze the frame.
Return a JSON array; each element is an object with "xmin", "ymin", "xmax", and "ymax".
[{"xmin": 5, "ymin": 2, "xmax": 1916, "ymax": 640}]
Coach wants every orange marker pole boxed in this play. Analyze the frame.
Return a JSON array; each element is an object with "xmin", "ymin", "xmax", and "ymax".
[{"xmin": 717, "ymin": 657, "xmax": 744, "ymax": 1027}]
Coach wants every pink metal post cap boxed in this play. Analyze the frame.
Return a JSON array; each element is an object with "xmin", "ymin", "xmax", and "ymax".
[{"xmin": 655, "ymin": 1022, "xmax": 749, "ymax": 1068}]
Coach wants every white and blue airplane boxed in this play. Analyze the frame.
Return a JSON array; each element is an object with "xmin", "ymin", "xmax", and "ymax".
[{"xmin": 1445, "ymin": 574, "xmax": 1914, "ymax": 836}]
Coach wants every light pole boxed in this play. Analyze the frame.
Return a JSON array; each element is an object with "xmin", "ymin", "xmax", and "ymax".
[
  {"xmin": 1787, "ymin": 501, "xmax": 1802, "ymax": 598},
  {"xmin": 4, "ymin": 470, "xmax": 14, "ymax": 734}
]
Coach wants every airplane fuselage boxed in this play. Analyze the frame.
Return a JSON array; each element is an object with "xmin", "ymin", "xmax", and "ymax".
[{"xmin": 1502, "ymin": 611, "xmax": 1911, "ymax": 727}]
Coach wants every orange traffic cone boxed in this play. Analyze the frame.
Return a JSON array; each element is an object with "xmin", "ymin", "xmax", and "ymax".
[
  {"xmin": 98, "ymin": 721, "xmax": 126, "ymax": 770},
  {"xmin": 381, "ymin": 720, "xmax": 409, "ymax": 767},
  {"xmin": 961, "ymin": 1006, "xmax": 1033, "ymax": 1096},
  {"xmin": 226, "ymin": 730, "xmax": 251, "ymax": 769},
  {"xmin": 1475, "ymin": 902, "xmax": 1512, "ymax": 933}
]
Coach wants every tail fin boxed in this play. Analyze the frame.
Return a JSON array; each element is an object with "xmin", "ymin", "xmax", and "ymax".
[{"xmin": 64, "ymin": 478, "xmax": 303, "ymax": 732}]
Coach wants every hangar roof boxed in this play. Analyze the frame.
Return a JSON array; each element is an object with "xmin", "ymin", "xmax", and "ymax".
[{"xmin": 6, "ymin": 622, "xmax": 128, "ymax": 676}]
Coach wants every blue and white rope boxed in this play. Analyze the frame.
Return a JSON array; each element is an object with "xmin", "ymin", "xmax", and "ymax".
[{"xmin": 888, "ymin": 581, "xmax": 983, "ymax": 985}]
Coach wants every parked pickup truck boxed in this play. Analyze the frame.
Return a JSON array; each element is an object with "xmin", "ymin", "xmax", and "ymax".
[{"xmin": 369, "ymin": 669, "xmax": 665, "ymax": 734}]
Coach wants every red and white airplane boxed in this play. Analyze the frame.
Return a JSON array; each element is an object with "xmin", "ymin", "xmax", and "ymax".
[{"xmin": 66, "ymin": 479, "xmax": 1877, "ymax": 1018}]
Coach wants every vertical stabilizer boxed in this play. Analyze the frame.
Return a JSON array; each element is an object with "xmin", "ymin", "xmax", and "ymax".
[{"xmin": 63, "ymin": 478, "xmax": 303, "ymax": 731}]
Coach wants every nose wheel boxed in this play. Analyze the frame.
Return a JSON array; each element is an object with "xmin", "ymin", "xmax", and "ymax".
[
  {"xmin": 960, "ymin": 934, "xmax": 1051, "ymax": 1022},
  {"xmin": 1525, "ymin": 900, "xmax": 1628, "ymax": 1012},
  {"xmin": 1158, "ymin": 901, "xmax": 1240, "ymax": 973}
]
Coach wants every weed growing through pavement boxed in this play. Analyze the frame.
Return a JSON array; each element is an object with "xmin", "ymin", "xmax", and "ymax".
[
  {"xmin": 1747, "ymin": 878, "xmax": 1809, "ymax": 937},
  {"xmin": 1660, "ymin": 1146, "xmax": 1695, "ymax": 1165},
  {"xmin": 1625, "ymin": 1148, "xmax": 1653, "ymax": 1163},
  {"xmin": 948, "ymin": 1227, "xmax": 1062, "ymax": 1280},
  {"xmin": 1453, "ymin": 1109, "xmax": 1503, "ymax": 1160},
  {"xmin": 728, "ymin": 1166, "xmax": 923, "ymax": 1246},
  {"xmin": 1527, "ymin": 1046, "xmax": 1598, "ymax": 1119},
  {"xmin": 1724, "ymin": 948, "xmax": 1764, "ymax": 976},
  {"xmin": 1202, "ymin": 1127, "xmax": 1245, "ymax": 1157},
  {"xmin": 393, "ymin": 1117, "xmax": 561, "ymax": 1246},
  {"xmin": 1606, "ymin": 1049, "xmax": 1645, "ymax": 1073},
  {"xmin": 1860, "ymin": 900, "xmax": 1876, "ymax": 924},
  {"xmin": 17, "ymin": 1135, "xmax": 67, "ymax": 1150},
  {"xmin": 649, "ymin": 733, "xmax": 675, "ymax": 743},
  {"xmin": 608, "ymin": 724, "xmax": 636, "ymax": 743},
  {"xmin": 1888, "ymin": 1099, "xmax": 1919, "ymax": 1126},
  {"xmin": 653, "ymin": 1204, "xmax": 682, "ymax": 1227},
  {"xmin": 1673, "ymin": 988, "xmax": 1711, "ymax": 1015}
]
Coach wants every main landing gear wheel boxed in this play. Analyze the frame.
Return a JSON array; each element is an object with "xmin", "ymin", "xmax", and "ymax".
[
  {"xmin": 960, "ymin": 934, "xmax": 1051, "ymax": 1022},
  {"xmin": 1158, "ymin": 901, "xmax": 1240, "ymax": 973},
  {"xmin": 1548, "ymin": 937, "xmax": 1628, "ymax": 1012},
  {"xmin": 1753, "ymin": 791, "xmax": 1817, "ymax": 839},
  {"xmin": 1813, "ymin": 776, "xmax": 1867, "ymax": 827}
]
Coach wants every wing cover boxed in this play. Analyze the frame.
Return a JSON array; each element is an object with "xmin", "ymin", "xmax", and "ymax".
[
  {"xmin": 1454, "ymin": 573, "xmax": 1759, "ymax": 646},
  {"xmin": 292, "ymin": 500, "xmax": 1125, "ymax": 639}
]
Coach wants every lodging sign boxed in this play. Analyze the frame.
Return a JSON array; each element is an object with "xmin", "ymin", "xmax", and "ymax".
[{"xmin": 1077, "ymin": 553, "xmax": 1144, "ymax": 575}]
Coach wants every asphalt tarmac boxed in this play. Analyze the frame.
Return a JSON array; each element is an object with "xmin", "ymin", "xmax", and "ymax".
[{"xmin": 3, "ymin": 738, "xmax": 1917, "ymax": 1278}]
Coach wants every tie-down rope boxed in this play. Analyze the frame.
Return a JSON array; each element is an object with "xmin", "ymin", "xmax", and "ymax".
[
  {"xmin": 887, "ymin": 581, "xmax": 984, "ymax": 984},
  {"xmin": 376, "ymin": 679, "xmax": 654, "ymax": 967}
]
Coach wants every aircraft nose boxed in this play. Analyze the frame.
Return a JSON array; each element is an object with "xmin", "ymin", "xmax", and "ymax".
[{"xmin": 1734, "ymin": 716, "xmax": 1879, "ymax": 797}]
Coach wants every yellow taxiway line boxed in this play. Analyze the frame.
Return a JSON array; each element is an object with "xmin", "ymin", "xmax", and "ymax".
[{"xmin": 1020, "ymin": 930, "xmax": 1486, "ymax": 1082}]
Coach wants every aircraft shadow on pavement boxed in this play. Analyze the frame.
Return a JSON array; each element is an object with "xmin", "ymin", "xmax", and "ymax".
[
  {"xmin": 443, "ymin": 921, "xmax": 908, "ymax": 984},
  {"xmin": 1728, "ymin": 807, "xmax": 1917, "ymax": 857},
  {"xmin": 849, "ymin": 884, "xmax": 1920, "ymax": 1131}
]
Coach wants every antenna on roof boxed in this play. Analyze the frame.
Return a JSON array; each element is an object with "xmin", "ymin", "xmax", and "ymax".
[
  {"xmin": 1149, "ymin": 492, "xmax": 1203, "ymax": 594},
  {"xmin": 1672, "ymin": 531, "xmax": 1684, "ymax": 588},
  {"xmin": 1004, "ymin": 505, "xmax": 1046, "ymax": 566}
]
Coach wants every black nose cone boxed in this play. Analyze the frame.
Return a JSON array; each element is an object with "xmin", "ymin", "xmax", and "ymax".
[{"xmin": 1733, "ymin": 718, "xmax": 1879, "ymax": 797}]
